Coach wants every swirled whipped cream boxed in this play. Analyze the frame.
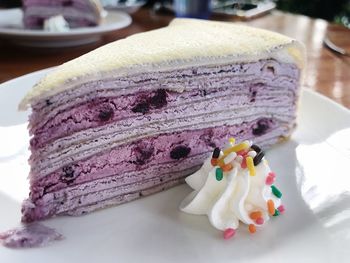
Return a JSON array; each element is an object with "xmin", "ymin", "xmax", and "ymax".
[{"xmin": 180, "ymin": 139, "xmax": 284, "ymax": 239}]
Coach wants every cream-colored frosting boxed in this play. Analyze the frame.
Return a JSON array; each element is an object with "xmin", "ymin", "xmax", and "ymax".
[{"xmin": 19, "ymin": 18, "xmax": 305, "ymax": 110}]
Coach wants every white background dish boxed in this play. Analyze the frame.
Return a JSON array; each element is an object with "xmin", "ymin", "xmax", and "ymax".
[
  {"xmin": 0, "ymin": 8, "xmax": 132, "ymax": 47},
  {"xmin": 0, "ymin": 69, "xmax": 350, "ymax": 262},
  {"xmin": 101, "ymin": 0, "xmax": 146, "ymax": 14}
]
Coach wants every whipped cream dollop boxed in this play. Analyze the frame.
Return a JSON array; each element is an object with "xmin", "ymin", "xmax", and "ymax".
[
  {"xmin": 180, "ymin": 139, "xmax": 284, "ymax": 238},
  {"xmin": 44, "ymin": 15, "xmax": 70, "ymax": 32}
]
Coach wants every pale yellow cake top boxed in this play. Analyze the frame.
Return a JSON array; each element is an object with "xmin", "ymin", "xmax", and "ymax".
[{"xmin": 19, "ymin": 18, "xmax": 305, "ymax": 110}]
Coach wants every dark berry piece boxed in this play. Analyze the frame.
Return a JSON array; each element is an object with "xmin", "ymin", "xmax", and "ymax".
[
  {"xmin": 252, "ymin": 119, "xmax": 270, "ymax": 136},
  {"xmin": 36, "ymin": 18, "xmax": 45, "ymax": 27},
  {"xmin": 62, "ymin": 166, "xmax": 75, "ymax": 180},
  {"xmin": 98, "ymin": 105, "xmax": 114, "ymax": 122},
  {"xmin": 134, "ymin": 144, "xmax": 154, "ymax": 165},
  {"xmin": 212, "ymin": 147, "xmax": 221, "ymax": 158},
  {"xmin": 209, "ymin": 142, "xmax": 216, "ymax": 148},
  {"xmin": 250, "ymin": 91, "xmax": 257, "ymax": 102},
  {"xmin": 132, "ymin": 102, "xmax": 150, "ymax": 114},
  {"xmin": 250, "ymin": 144, "xmax": 261, "ymax": 154},
  {"xmin": 170, "ymin": 145, "xmax": 191, "ymax": 160},
  {"xmin": 30, "ymin": 137, "xmax": 38, "ymax": 148},
  {"xmin": 253, "ymin": 151, "xmax": 265, "ymax": 166},
  {"xmin": 45, "ymin": 99, "xmax": 52, "ymax": 106},
  {"xmin": 265, "ymin": 66, "xmax": 275, "ymax": 75},
  {"xmin": 200, "ymin": 129, "xmax": 214, "ymax": 147},
  {"xmin": 149, "ymin": 89, "xmax": 167, "ymax": 109},
  {"xmin": 200, "ymin": 90, "xmax": 207, "ymax": 96},
  {"xmin": 62, "ymin": 0, "xmax": 73, "ymax": 6}
]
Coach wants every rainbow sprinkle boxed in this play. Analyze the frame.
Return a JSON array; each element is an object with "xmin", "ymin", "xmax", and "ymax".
[
  {"xmin": 223, "ymin": 141, "xmax": 250, "ymax": 156},
  {"xmin": 212, "ymin": 147, "xmax": 221, "ymax": 159},
  {"xmin": 210, "ymin": 158, "xmax": 218, "ymax": 166},
  {"xmin": 271, "ymin": 185, "xmax": 282, "ymax": 198},
  {"xmin": 277, "ymin": 205, "xmax": 285, "ymax": 214},
  {"xmin": 223, "ymin": 228, "xmax": 236, "ymax": 239},
  {"xmin": 273, "ymin": 209, "xmax": 280, "ymax": 216},
  {"xmin": 267, "ymin": 199, "xmax": 275, "ymax": 215},
  {"xmin": 248, "ymin": 224, "xmax": 256, "ymax": 234},
  {"xmin": 265, "ymin": 172, "xmax": 276, "ymax": 185},
  {"xmin": 228, "ymin": 137, "xmax": 236, "ymax": 145},
  {"xmin": 215, "ymin": 167, "xmax": 223, "ymax": 181},
  {"xmin": 249, "ymin": 211, "xmax": 262, "ymax": 220},
  {"xmin": 246, "ymin": 156, "xmax": 255, "ymax": 176}
]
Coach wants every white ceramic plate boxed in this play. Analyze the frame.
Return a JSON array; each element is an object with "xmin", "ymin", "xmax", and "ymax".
[
  {"xmin": 0, "ymin": 69, "xmax": 350, "ymax": 262},
  {"xmin": 0, "ymin": 9, "xmax": 132, "ymax": 47}
]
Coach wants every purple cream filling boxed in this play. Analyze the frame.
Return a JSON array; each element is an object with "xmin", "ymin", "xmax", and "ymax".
[
  {"xmin": 0, "ymin": 223, "xmax": 63, "ymax": 248},
  {"xmin": 22, "ymin": 118, "xmax": 283, "ymax": 222},
  {"xmin": 29, "ymin": 119, "xmax": 277, "ymax": 200}
]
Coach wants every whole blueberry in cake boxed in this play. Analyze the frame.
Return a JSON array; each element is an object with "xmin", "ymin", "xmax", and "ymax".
[{"xmin": 19, "ymin": 19, "xmax": 305, "ymax": 222}]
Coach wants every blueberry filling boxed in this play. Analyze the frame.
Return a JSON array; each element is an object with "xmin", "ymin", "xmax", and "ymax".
[
  {"xmin": 250, "ymin": 91, "xmax": 257, "ymax": 102},
  {"xmin": 132, "ymin": 102, "xmax": 150, "ymax": 114},
  {"xmin": 149, "ymin": 89, "xmax": 167, "ymax": 109},
  {"xmin": 62, "ymin": 0, "xmax": 73, "ymax": 6},
  {"xmin": 45, "ymin": 99, "xmax": 52, "ymax": 106},
  {"xmin": 200, "ymin": 89, "xmax": 207, "ymax": 96},
  {"xmin": 133, "ymin": 144, "xmax": 154, "ymax": 165},
  {"xmin": 36, "ymin": 18, "xmax": 45, "ymax": 27},
  {"xmin": 98, "ymin": 104, "xmax": 114, "ymax": 122},
  {"xmin": 249, "ymin": 83, "xmax": 263, "ymax": 103},
  {"xmin": 200, "ymin": 129, "xmax": 216, "ymax": 148},
  {"xmin": 170, "ymin": 145, "xmax": 191, "ymax": 160},
  {"xmin": 61, "ymin": 166, "xmax": 75, "ymax": 181},
  {"xmin": 132, "ymin": 89, "xmax": 167, "ymax": 114},
  {"xmin": 252, "ymin": 119, "xmax": 270, "ymax": 136}
]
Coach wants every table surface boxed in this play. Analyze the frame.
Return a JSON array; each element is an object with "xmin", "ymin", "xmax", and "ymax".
[{"xmin": 0, "ymin": 8, "xmax": 349, "ymax": 108}]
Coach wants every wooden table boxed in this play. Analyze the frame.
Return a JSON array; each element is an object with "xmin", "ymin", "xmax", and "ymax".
[{"xmin": 0, "ymin": 8, "xmax": 349, "ymax": 108}]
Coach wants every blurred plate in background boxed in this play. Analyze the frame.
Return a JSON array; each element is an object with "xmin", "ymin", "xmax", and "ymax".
[
  {"xmin": 101, "ymin": 0, "xmax": 146, "ymax": 14},
  {"xmin": 0, "ymin": 8, "xmax": 132, "ymax": 47}
]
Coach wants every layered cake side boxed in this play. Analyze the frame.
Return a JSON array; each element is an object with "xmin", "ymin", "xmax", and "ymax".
[{"xmin": 19, "ymin": 19, "xmax": 305, "ymax": 222}]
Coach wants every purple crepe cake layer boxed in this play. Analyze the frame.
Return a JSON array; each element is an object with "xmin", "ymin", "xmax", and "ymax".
[
  {"xmin": 22, "ymin": 0, "xmax": 103, "ymax": 29},
  {"xmin": 19, "ymin": 19, "xmax": 305, "ymax": 222},
  {"xmin": 28, "ymin": 60, "xmax": 298, "ymax": 150}
]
